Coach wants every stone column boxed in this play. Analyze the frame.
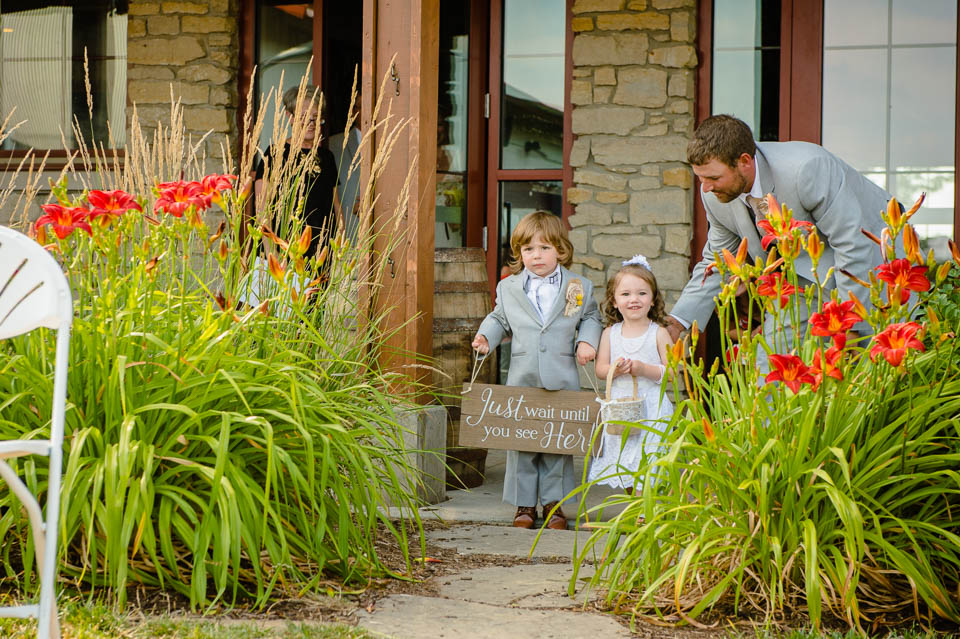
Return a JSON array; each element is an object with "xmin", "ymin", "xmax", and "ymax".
[
  {"xmin": 568, "ymin": 0, "xmax": 696, "ymax": 305},
  {"xmin": 127, "ymin": 0, "xmax": 239, "ymax": 169}
]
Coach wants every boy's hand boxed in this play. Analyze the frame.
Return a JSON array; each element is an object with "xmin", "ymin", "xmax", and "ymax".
[
  {"xmin": 471, "ymin": 334, "xmax": 490, "ymax": 354},
  {"xmin": 576, "ymin": 342, "xmax": 597, "ymax": 365}
]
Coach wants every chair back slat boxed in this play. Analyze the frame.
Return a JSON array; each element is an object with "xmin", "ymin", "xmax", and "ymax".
[{"xmin": 0, "ymin": 231, "xmax": 71, "ymax": 339}]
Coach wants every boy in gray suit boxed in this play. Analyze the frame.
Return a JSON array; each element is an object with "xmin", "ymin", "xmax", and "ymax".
[{"xmin": 472, "ymin": 212, "xmax": 603, "ymax": 530}]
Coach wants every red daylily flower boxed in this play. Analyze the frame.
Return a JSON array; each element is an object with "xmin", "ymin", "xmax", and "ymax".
[
  {"xmin": 724, "ymin": 344, "xmax": 740, "ymax": 365},
  {"xmin": 87, "ymin": 189, "xmax": 141, "ymax": 223},
  {"xmin": 809, "ymin": 300, "xmax": 862, "ymax": 341},
  {"xmin": 35, "ymin": 203, "xmax": 92, "ymax": 239},
  {"xmin": 757, "ymin": 218, "xmax": 815, "ymax": 252},
  {"xmin": 810, "ymin": 346, "xmax": 843, "ymax": 391},
  {"xmin": 765, "ymin": 353, "xmax": 816, "ymax": 394},
  {"xmin": 199, "ymin": 173, "xmax": 237, "ymax": 207},
  {"xmin": 875, "ymin": 258, "xmax": 931, "ymax": 304},
  {"xmin": 870, "ymin": 322, "xmax": 925, "ymax": 367},
  {"xmin": 154, "ymin": 180, "xmax": 206, "ymax": 217},
  {"xmin": 756, "ymin": 272, "xmax": 799, "ymax": 309}
]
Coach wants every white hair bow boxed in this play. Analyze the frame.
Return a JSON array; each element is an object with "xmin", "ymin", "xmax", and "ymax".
[{"xmin": 622, "ymin": 254, "xmax": 650, "ymax": 270}]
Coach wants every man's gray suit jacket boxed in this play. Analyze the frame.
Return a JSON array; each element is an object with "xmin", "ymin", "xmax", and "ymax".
[{"xmin": 671, "ymin": 141, "xmax": 893, "ymax": 330}]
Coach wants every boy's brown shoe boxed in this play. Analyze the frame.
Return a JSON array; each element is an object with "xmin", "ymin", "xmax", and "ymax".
[
  {"xmin": 543, "ymin": 502, "xmax": 567, "ymax": 530},
  {"xmin": 513, "ymin": 506, "xmax": 536, "ymax": 528}
]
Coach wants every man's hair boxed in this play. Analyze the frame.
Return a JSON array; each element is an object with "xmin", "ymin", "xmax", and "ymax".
[
  {"xmin": 687, "ymin": 114, "xmax": 757, "ymax": 167},
  {"xmin": 508, "ymin": 211, "xmax": 573, "ymax": 274},
  {"xmin": 282, "ymin": 85, "xmax": 323, "ymax": 115}
]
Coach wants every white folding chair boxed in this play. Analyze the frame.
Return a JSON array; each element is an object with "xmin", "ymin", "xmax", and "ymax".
[{"xmin": 0, "ymin": 226, "xmax": 71, "ymax": 639}]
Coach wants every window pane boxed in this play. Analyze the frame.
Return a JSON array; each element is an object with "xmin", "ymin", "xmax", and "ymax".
[
  {"xmin": 0, "ymin": 2, "xmax": 127, "ymax": 150},
  {"xmin": 711, "ymin": 0, "xmax": 779, "ymax": 141},
  {"xmin": 893, "ymin": 0, "xmax": 956, "ymax": 45},
  {"xmin": 890, "ymin": 46, "xmax": 956, "ymax": 171},
  {"xmin": 500, "ymin": 0, "xmax": 564, "ymax": 170},
  {"xmin": 436, "ymin": 0, "xmax": 470, "ymax": 249},
  {"xmin": 823, "ymin": 0, "xmax": 888, "ymax": 47},
  {"xmin": 256, "ymin": 3, "xmax": 313, "ymax": 152},
  {"xmin": 822, "ymin": 49, "xmax": 887, "ymax": 172}
]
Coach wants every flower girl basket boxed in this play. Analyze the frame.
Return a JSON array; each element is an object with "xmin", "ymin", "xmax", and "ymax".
[{"xmin": 599, "ymin": 358, "xmax": 648, "ymax": 436}]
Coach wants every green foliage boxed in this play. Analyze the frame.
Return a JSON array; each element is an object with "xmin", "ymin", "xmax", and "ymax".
[
  {"xmin": 0, "ymin": 80, "xmax": 428, "ymax": 609},
  {"xmin": 571, "ymin": 196, "xmax": 960, "ymax": 630}
]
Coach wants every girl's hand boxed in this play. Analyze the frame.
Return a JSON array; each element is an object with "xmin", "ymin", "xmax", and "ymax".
[
  {"xmin": 472, "ymin": 334, "xmax": 490, "ymax": 354},
  {"xmin": 576, "ymin": 342, "xmax": 597, "ymax": 365},
  {"xmin": 614, "ymin": 357, "xmax": 632, "ymax": 377}
]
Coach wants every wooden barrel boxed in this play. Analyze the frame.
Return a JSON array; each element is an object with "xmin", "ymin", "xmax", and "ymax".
[{"xmin": 434, "ymin": 247, "xmax": 494, "ymax": 488}]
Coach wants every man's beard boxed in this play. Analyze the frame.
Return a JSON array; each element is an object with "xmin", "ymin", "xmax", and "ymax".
[{"xmin": 712, "ymin": 170, "xmax": 748, "ymax": 203}]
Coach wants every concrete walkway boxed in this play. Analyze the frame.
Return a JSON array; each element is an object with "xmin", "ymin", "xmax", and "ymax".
[{"xmin": 362, "ymin": 451, "xmax": 637, "ymax": 638}]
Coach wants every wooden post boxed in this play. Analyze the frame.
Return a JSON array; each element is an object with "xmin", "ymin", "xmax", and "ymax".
[{"xmin": 361, "ymin": 0, "xmax": 439, "ymax": 400}]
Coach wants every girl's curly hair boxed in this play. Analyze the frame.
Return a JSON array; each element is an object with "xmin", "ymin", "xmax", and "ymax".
[{"xmin": 602, "ymin": 264, "xmax": 666, "ymax": 326}]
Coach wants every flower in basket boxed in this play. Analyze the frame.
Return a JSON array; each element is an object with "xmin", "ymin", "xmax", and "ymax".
[
  {"xmin": 86, "ymin": 189, "xmax": 141, "ymax": 224},
  {"xmin": 35, "ymin": 203, "xmax": 92, "ymax": 239},
  {"xmin": 870, "ymin": 321, "xmax": 925, "ymax": 367}
]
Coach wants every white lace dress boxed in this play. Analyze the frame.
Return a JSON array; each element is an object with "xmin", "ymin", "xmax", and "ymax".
[{"xmin": 587, "ymin": 322, "xmax": 674, "ymax": 490}]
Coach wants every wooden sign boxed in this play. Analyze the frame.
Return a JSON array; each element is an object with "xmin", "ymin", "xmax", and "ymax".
[{"xmin": 458, "ymin": 383, "xmax": 598, "ymax": 456}]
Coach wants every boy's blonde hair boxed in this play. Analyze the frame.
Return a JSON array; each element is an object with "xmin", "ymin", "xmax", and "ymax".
[
  {"xmin": 602, "ymin": 264, "xmax": 666, "ymax": 326},
  {"xmin": 507, "ymin": 211, "xmax": 573, "ymax": 275}
]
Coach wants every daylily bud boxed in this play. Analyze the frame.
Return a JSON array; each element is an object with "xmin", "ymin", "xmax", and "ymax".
[
  {"xmin": 948, "ymin": 239, "xmax": 960, "ymax": 268},
  {"xmin": 670, "ymin": 338, "xmax": 685, "ymax": 363},
  {"xmin": 840, "ymin": 269, "xmax": 871, "ymax": 288},
  {"xmin": 702, "ymin": 418, "xmax": 715, "ymax": 444},
  {"xmin": 208, "ymin": 221, "xmax": 225, "ymax": 245},
  {"xmin": 765, "ymin": 193, "xmax": 781, "ymax": 220},
  {"xmin": 258, "ymin": 300, "xmax": 269, "ymax": 315},
  {"xmin": 902, "ymin": 192, "xmax": 925, "ymax": 222},
  {"xmin": 690, "ymin": 320, "xmax": 699, "ymax": 348},
  {"xmin": 848, "ymin": 291, "xmax": 868, "ymax": 318},
  {"xmin": 217, "ymin": 240, "xmax": 229, "ymax": 261},
  {"xmin": 886, "ymin": 197, "xmax": 902, "ymax": 229},
  {"xmin": 937, "ymin": 261, "xmax": 952, "ymax": 285},
  {"xmin": 296, "ymin": 226, "xmax": 312, "ymax": 256},
  {"xmin": 317, "ymin": 245, "xmax": 329, "ymax": 266},
  {"xmin": 260, "ymin": 225, "xmax": 289, "ymax": 252},
  {"xmin": 145, "ymin": 255, "xmax": 160, "ymax": 275},
  {"xmin": 762, "ymin": 258, "xmax": 784, "ymax": 275},
  {"xmin": 928, "ymin": 248, "xmax": 936, "ymax": 266},
  {"xmin": 215, "ymin": 291, "xmax": 227, "ymax": 311},
  {"xmin": 861, "ymin": 229, "xmax": 882, "ymax": 245},
  {"xmin": 806, "ymin": 230, "xmax": 823, "ymax": 262},
  {"xmin": 927, "ymin": 306, "xmax": 941, "ymax": 334},
  {"xmin": 902, "ymin": 224, "xmax": 922, "ymax": 264},
  {"xmin": 880, "ymin": 228, "xmax": 894, "ymax": 260},
  {"xmin": 267, "ymin": 253, "xmax": 286, "ymax": 284},
  {"xmin": 735, "ymin": 237, "xmax": 749, "ymax": 265},
  {"xmin": 36, "ymin": 225, "xmax": 47, "ymax": 245}
]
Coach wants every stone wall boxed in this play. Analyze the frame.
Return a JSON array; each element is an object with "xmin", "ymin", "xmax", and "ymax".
[
  {"xmin": 568, "ymin": 0, "xmax": 697, "ymax": 305},
  {"xmin": 127, "ymin": 0, "xmax": 239, "ymax": 166}
]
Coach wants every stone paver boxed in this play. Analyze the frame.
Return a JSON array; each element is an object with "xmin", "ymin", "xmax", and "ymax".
[
  {"xmin": 439, "ymin": 564, "xmax": 596, "ymax": 608},
  {"xmin": 357, "ymin": 594, "xmax": 634, "ymax": 639},
  {"xmin": 426, "ymin": 524, "xmax": 593, "ymax": 559}
]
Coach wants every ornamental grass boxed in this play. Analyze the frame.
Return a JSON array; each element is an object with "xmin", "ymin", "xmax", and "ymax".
[
  {"xmin": 0, "ymin": 73, "xmax": 428, "ymax": 609},
  {"xmin": 571, "ymin": 194, "xmax": 960, "ymax": 631}
]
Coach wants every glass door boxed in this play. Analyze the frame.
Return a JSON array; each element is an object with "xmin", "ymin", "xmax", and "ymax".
[{"xmin": 486, "ymin": 0, "xmax": 567, "ymax": 285}]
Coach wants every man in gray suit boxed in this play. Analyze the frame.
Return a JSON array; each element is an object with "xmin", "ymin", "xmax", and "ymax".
[
  {"xmin": 329, "ymin": 97, "xmax": 362, "ymax": 243},
  {"xmin": 666, "ymin": 115, "xmax": 892, "ymax": 354}
]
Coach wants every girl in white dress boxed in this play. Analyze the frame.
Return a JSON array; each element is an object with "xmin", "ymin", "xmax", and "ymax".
[{"xmin": 588, "ymin": 255, "xmax": 674, "ymax": 491}]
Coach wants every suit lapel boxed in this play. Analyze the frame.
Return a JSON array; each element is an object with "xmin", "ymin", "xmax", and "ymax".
[
  {"xmin": 508, "ymin": 274, "xmax": 542, "ymax": 326},
  {"xmin": 542, "ymin": 268, "xmax": 570, "ymax": 327}
]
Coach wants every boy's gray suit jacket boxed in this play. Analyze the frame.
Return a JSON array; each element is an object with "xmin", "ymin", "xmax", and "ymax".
[
  {"xmin": 477, "ymin": 266, "xmax": 603, "ymax": 391},
  {"xmin": 670, "ymin": 141, "xmax": 892, "ymax": 330}
]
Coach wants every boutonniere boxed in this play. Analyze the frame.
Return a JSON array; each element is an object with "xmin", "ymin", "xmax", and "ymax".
[{"xmin": 563, "ymin": 278, "xmax": 584, "ymax": 317}]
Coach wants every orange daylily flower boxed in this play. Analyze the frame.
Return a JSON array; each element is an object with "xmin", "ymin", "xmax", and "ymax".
[
  {"xmin": 87, "ymin": 189, "xmax": 141, "ymax": 223},
  {"xmin": 35, "ymin": 203, "xmax": 92, "ymax": 239},
  {"xmin": 810, "ymin": 345, "xmax": 843, "ymax": 391},
  {"xmin": 756, "ymin": 272, "xmax": 799, "ymax": 309},
  {"xmin": 902, "ymin": 224, "xmax": 922, "ymax": 264},
  {"xmin": 267, "ymin": 253, "xmax": 286, "ymax": 284},
  {"xmin": 809, "ymin": 300, "xmax": 862, "ymax": 340},
  {"xmin": 154, "ymin": 180, "xmax": 205, "ymax": 217},
  {"xmin": 870, "ymin": 321, "xmax": 924, "ymax": 367},
  {"xmin": 875, "ymin": 258, "xmax": 930, "ymax": 304},
  {"xmin": 765, "ymin": 353, "xmax": 816, "ymax": 394}
]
